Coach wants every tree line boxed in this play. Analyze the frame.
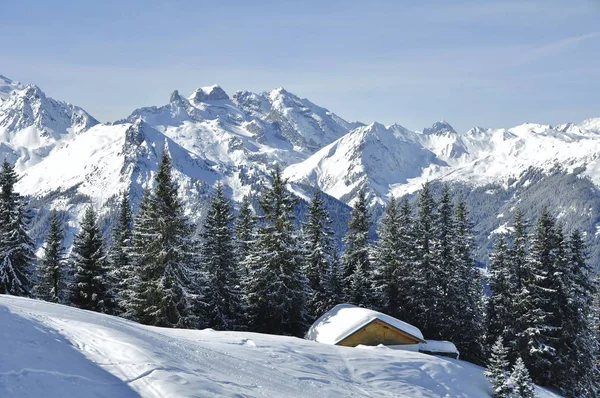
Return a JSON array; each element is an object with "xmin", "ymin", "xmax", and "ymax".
[
  {"xmin": 0, "ymin": 153, "xmax": 597, "ymax": 396},
  {"xmin": 484, "ymin": 209, "xmax": 598, "ymax": 396}
]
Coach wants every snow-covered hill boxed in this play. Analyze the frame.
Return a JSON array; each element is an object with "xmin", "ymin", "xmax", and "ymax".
[{"xmin": 0, "ymin": 295, "xmax": 561, "ymax": 397}]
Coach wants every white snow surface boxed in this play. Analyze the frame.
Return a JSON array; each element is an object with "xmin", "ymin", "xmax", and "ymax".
[
  {"xmin": 306, "ymin": 303, "xmax": 425, "ymax": 345},
  {"xmin": 0, "ymin": 296, "xmax": 562, "ymax": 398},
  {"xmin": 419, "ymin": 340, "xmax": 459, "ymax": 355}
]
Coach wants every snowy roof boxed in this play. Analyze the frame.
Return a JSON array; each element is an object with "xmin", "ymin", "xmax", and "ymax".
[
  {"xmin": 305, "ymin": 304, "xmax": 425, "ymax": 345},
  {"xmin": 419, "ymin": 340, "xmax": 459, "ymax": 355}
]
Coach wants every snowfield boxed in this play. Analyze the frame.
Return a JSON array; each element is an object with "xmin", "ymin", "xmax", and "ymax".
[{"xmin": 0, "ymin": 296, "xmax": 561, "ymax": 397}]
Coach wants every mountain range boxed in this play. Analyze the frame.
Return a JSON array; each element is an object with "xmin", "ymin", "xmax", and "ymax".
[{"xmin": 1, "ymin": 74, "xmax": 599, "ymax": 266}]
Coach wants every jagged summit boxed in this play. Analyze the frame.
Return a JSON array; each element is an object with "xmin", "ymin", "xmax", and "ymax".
[
  {"xmin": 190, "ymin": 85, "xmax": 230, "ymax": 102},
  {"xmin": 423, "ymin": 120, "xmax": 457, "ymax": 135}
]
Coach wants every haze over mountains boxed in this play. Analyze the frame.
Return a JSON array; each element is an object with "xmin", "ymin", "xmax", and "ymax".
[{"xmin": 2, "ymin": 74, "xmax": 600, "ymax": 265}]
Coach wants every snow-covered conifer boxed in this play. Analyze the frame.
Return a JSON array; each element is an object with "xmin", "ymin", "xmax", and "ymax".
[
  {"xmin": 70, "ymin": 206, "xmax": 112, "ymax": 313},
  {"xmin": 200, "ymin": 182, "xmax": 243, "ymax": 330},
  {"xmin": 34, "ymin": 211, "xmax": 67, "ymax": 303},
  {"xmin": 341, "ymin": 188, "xmax": 371, "ymax": 307}
]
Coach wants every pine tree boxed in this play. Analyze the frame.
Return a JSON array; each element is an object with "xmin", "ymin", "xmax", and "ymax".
[
  {"xmin": 70, "ymin": 206, "xmax": 112, "ymax": 312},
  {"xmin": 510, "ymin": 357, "xmax": 535, "ymax": 398},
  {"xmin": 0, "ymin": 160, "xmax": 35, "ymax": 296},
  {"xmin": 410, "ymin": 182, "xmax": 441, "ymax": 337},
  {"xmin": 452, "ymin": 200, "xmax": 485, "ymax": 364},
  {"xmin": 303, "ymin": 190, "xmax": 335, "ymax": 321},
  {"xmin": 235, "ymin": 195, "xmax": 255, "ymax": 276},
  {"xmin": 486, "ymin": 235, "xmax": 513, "ymax": 349},
  {"xmin": 341, "ymin": 188, "xmax": 371, "ymax": 307},
  {"xmin": 484, "ymin": 337, "xmax": 512, "ymax": 398},
  {"xmin": 129, "ymin": 152, "xmax": 196, "ymax": 328},
  {"xmin": 33, "ymin": 211, "xmax": 67, "ymax": 303},
  {"xmin": 200, "ymin": 182, "xmax": 243, "ymax": 330},
  {"xmin": 108, "ymin": 191, "xmax": 134, "ymax": 316},
  {"xmin": 243, "ymin": 165, "xmax": 308, "ymax": 336}
]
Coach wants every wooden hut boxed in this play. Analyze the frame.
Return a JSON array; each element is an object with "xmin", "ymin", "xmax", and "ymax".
[{"xmin": 305, "ymin": 304, "xmax": 426, "ymax": 347}]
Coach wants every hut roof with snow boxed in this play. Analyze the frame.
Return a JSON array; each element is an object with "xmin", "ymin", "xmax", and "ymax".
[{"xmin": 305, "ymin": 304, "xmax": 426, "ymax": 347}]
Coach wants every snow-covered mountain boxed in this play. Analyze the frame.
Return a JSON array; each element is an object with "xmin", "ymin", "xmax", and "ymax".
[
  {"xmin": 0, "ymin": 83, "xmax": 98, "ymax": 170},
  {"xmin": 286, "ymin": 118, "xmax": 600, "ymax": 204},
  {"xmin": 0, "ymin": 76, "xmax": 355, "ymax": 247},
  {"xmin": 2, "ymin": 73, "xmax": 600, "ymax": 266},
  {"xmin": 0, "ymin": 295, "xmax": 561, "ymax": 398}
]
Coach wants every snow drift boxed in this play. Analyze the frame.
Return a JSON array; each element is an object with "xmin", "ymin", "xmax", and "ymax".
[{"xmin": 0, "ymin": 296, "xmax": 561, "ymax": 397}]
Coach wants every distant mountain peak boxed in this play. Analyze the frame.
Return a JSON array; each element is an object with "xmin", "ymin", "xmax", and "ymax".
[
  {"xmin": 190, "ymin": 85, "xmax": 230, "ymax": 102},
  {"xmin": 0, "ymin": 75, "xmax": 25, "ymax": 101},
  {"xmin": 423, "ymin": 120, "xmax": 457, "ymax": 135}
]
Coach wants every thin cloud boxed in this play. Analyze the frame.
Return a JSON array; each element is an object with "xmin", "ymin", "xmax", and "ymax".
[{"xmin": 519, "ymin": 32, "xmax": 600, "ymax": 63}]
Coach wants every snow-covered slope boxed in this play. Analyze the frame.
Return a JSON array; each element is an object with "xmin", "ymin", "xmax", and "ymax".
[
  {"xmin": 0, "ymin": 296, "xmax": 561, "ymax": 398},
  {"xmin": 0, "ymin": 75, "xmax": 24, "ymax": 101},
  {"xmin": 284, "ymin": 122, "xmax": 442, "ymax": 206}
]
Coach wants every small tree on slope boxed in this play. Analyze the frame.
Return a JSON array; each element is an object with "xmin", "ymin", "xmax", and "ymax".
[
  {"xmin": 200, "ymin": 182, "xmax": 243, "ymax": 330},
  {"xmin": 510, "ymin": 357, "xmax": 535, "ymax": 398},
  {"xmin": 108, "ymin": 191, "xmax": 134, "ymax": 316},
  {"xmin": 0, "ymin": 160, "xmax": 35, "ymax": 296},
  {"xmin": 70, "ymin": 206, "xmax": 112, "ymax": 313},
  {"xmin": 34, "ymin": 211, "xmax": 67, "ymax": 303},
  {"xmin": 484, "ymin": 337, "xmax": 512, "ymax": 398},
  {"xmin": 235, "ymin": 195, "xmax": 255, "ymax": 276},
  {"xmin": 342, "ymin": 188, "xmax": 371, "ymax": 307}
]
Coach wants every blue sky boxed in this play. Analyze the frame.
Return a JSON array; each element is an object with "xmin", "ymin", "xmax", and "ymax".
[{"xmin": 2, "ymin": 0, "xmax": 599, "ymax": 132}]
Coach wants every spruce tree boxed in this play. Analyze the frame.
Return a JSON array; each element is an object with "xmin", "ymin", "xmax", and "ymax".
[
  {"xmin": 326, "ymin": 249, "xmax": 344, "ymax": 310},
  {"xmin": 516, "ymin": 208, "xmax": 557, "ymax": 386},
  {"xmin": 486, "ymin": 235, "xmax": 513, "ymax": 349},
  {"xmin": 303, "ymin": 190, "xmax": 335, "ymax": 321},
  {"xmin": 484, "ymin": 337, "xmax": 512, "ymax": 398},
  {"xmin": 410, "ymin": 182, "xmax": 441, "ymax": 337},
  {"xmin": 0, "ymin": 160, "xmax": 35, "ymax": 296},
  {"xmin": 510, "ymin": 357, "xmax": 535, "ymax": 398},
  {"xmin": 200, "ymin": 182, "xmax": 243, "ymax": 330},
  {"xmin": 109, "ymin": 191, "xmax": 134, "ymax": 316},
  {"xmin": 70, "ymin": 206, "xmax": 112, "ymax": 312},
  {"xmin": 452, "ymin": 200, "xmax": 485, "ymax": 364},
  {"xmin": 372, "ymin": 195, "xmax": 401, "ymax": 314},
  {"xmin": 341, "ymin": 188, "xmax": 371, "ymax": 307},
  {"xmin": 243, "ymin": 165, "xmax": 308, "ymax": 336},
  {"xmin": 435, "ymin": 185, "xmax": 456, "ymax": 339},
  {"xmin": 235, "ymin": 194, "xmax": 255, "ymax": 276},
  {"xmin": 507, "ymin": 209, "xmax": 529, "ymax": 360},
  {"xmin": 395, "ymin": 198, "xmax": 416, "ymax": 321},
  {"xmin": 554, "ymin": 229, "xmax": 597, "ymax": 396},
  {"xmin": 129, "ymin": 152, "xmax": 196, "ymax": 328},
  {"xmin": 34, "ymin": 211, "xmax": 66, "ymax": 303}
]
